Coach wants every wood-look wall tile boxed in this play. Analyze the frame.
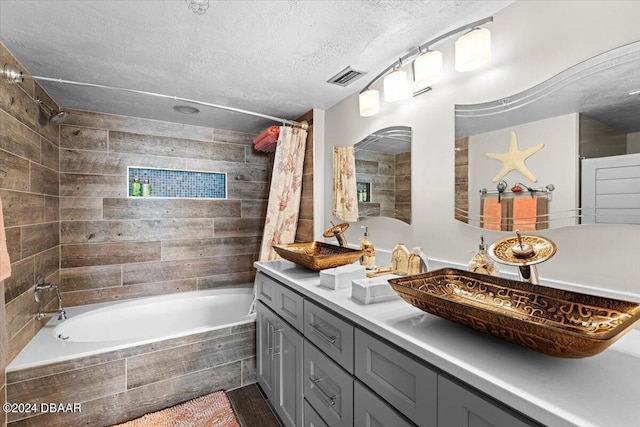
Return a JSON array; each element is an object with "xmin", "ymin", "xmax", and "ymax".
[
  {"xmin": 102, "ymin": 198, "xmax": 241, "ymax": 219},
  {"xmin": 32, "ymin": 87, "xmax": 61, "ymax": 145},
  {"xmin": 59, "ymin": 125, "xmax": 108, "ymax": 151},
  {"xmin": 395, "ymin": 174, "xmax": 410, "ymax": 192},
  {"xmin": 60, "ymin": 265, "xmax": 122, "ymax": 292},
  {"xmin": 60, "ymin": 149, "xmax": 187, "ymax": 175},
  {"xmin": 21, "ymin": 222, "xmax": 59, "ymax": 259},
  {"xmin": 24, "ymin": 362, "xmax": 241, "ymax": 427},
  {"xmin": 214, "ymin": 217, "xmax": 264, "ymax": 237},
  {"xmin": 61, "ymin": 241, "xmax": 161, "ymax": 268},
  {"xmin": 34, "ymin": 246, "xmax": 59, "ymax": 283},
  {"xmin": 122, "ymin": 254, "xmax": 254, "ymax": 286},
  {"xmin": 0, "ymin": 150, "xmax": 30, "ymax": 192},
  {"xmin": 301, "ymin": 174, "xmax": 313, "ymax": 199},
  {"xmin": 60, "ymin": 197, "xmax": 102, "ymax": 221},
  {"xmin": 162, "ymin": 236, "xmax": 260, "ymax": 261},
  {"xmin": 30, "ymin": 163, "xmax": 59, "ymax": 196},
  {"xmin": 40, "ymin": 137, "xmax": 59, "ymax": 171},
  {"xmin": 62, "ymin": 278, "xmax": 196, "ymax": 307},
  {"xmin": 7, "ymin": 319, "xmax": 35, "ymax": 364},
  {"xmin": 0, "ymin": 110, "xmax": 41, "ymax": 163},
  {"xmin": 185, "ymin": 158, "xmax": 270, "ymax": 182},
  {"xmin": 44, "ymin": 196, "xmax": 59, "ymax": 222},
  {"xmin": 5, "ymin": 288, "xmax": 38, "ymax": 342},
  {"xmin": 298, "ymin": 197, "xmax": 313, "ymax": 220},
  {"xmin": 3, "ymin": 249, "xmax": 33, "ymax": 304},
  {"xmin": 60, "ymin": 173, "xmax": 127, "ymax": 197},
  {"xmin": 395, "ymin": 158, "xmax": 411, "ymax": 176},
  {"xmin": 295, "ymin": 220, "xmax": 313, "ymax": 243},
  {"xmin": 61, "ymin": 219, "xmax": 214, "ymax": 244},
  {"xmin": 227, "ymin": 181, "xmax": 269, "ymax": 200},
  {"xmin": 110, "ymin": 131, "xmax": 245, "ymax": 162},
  {"xmin": 213, "ymin": 129, "xmax": 255, "ymax": 145},
  {"xmin": 245, "ymin": 145, "xmax": 273, "ymax": 165},
  {"xmin": 5, "ymin": 227, "xmax": 21, "ymax": 263},
  {"xmin": 65, "ymin": 109, "xmax": 214, "ymax": 141},
  {"xmin": 6, "ymin": 360, "xmax": 126, "ymax": 422},
  {"xmin": 355, "ymin": 159, "xmax": 379, "ymax": 175},
  {"xmin": 197, "ymin": 271, "xmax": 256, "ymax": 289},
  {"xmin": 241, "ymin": 199, "xmax": 267, "ymax": 218},
  {"xmin": 127, "ymin": 329, "xmax": 254, "ymax": 388},
  {"xmin": 242, "ymin": 356, "xmax": 257, "ymax": 385}
]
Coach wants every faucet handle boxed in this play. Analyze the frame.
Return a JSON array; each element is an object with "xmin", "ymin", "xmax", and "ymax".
[{"xmin": 36, "ymin": 275, "xmax": 45, "ymax": 286}]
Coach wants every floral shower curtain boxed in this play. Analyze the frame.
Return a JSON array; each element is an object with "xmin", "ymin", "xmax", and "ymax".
[
  {"xmin": 259, "ymin": 124, "xmax": 308, "ymax": 261},
  {"xmin": 333, "ymin": 146, "xmax": 359, "ymax": 222}
]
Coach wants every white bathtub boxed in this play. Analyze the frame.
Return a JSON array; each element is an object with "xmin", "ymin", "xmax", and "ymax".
[{"xmin": 8, "ymin": 287, "xmax": 255, "ymax": 371}]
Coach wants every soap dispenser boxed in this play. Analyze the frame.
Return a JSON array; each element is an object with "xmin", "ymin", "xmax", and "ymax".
[
  {"xmin": 468, "ymin": 235, "xmax": 499, "ymax": 276},
  {"xmin": 359, "ymin": 226, "xmax": 375, "ymax": 270},
  {"xmin": 407, "ymin": 247, "xmax": 426, "ymax": 275}
]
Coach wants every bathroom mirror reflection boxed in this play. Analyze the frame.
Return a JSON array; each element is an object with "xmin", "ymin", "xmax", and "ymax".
[
  {"xmin": 455, "ymin": 41, "xmax": 640, "ymax": 230},
  {"xmin": 353, "ymin": 125, "xmax": 412, "ymax": 224}
]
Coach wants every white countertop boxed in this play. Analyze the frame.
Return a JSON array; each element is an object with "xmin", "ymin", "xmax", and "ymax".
[{"xmin": 255, "ymin": 260, "xmax": 640, "ymax": 427}]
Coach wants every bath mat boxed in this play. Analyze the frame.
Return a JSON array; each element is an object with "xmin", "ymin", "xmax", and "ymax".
[{"xmin": 113, "ymin": 390, "xmax": 240, "ymax": 427}]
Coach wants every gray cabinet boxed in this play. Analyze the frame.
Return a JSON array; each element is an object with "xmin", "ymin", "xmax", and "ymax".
[
  {"xmin": 304, "ymin": 400, "xmax": 329, "ymax": 427},
  {"xmin": 256, "ymin": 300, "xmax": 304, "ymax": 427},
  {"xmin": 354, "ymin": 380, "xmax": 415, "ymax": 427},
  {"xmin": 304, "ymin": 300, "xmax": 355, "ymax": 374},
  {"xmin": 437, "ymin": 376, "xmax": 538, "ymax": 427}
]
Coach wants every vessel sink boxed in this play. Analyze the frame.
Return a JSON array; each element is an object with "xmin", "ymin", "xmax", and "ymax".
[
  {"xmin": 272, "ymin": 241, "xmax": 362, "ymax": 271},
  {"xmin": 388, "ymin": 268, "xmax": 640, "ymax": 358}
]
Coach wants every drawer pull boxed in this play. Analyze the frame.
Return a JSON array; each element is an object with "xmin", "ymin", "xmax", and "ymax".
[
  {"xmin": 273, "ymin": 328, "xmax": 284, "ymax": 356},
  {"xmin": 310, "ymin": 323, "xmax": 337, "ymax": 344},
  {"xmin": 266, "ymin": 322, "xmax": 273, "ymax": 357},
  {"xmin": 311, "ymin": 376, "xmax": 337, "ymax": 406}
]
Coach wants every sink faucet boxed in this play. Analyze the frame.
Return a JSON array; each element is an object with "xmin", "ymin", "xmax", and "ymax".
[
  {"xmin": 35, "ymin": 276, "xmax": 67, "ymax": 320},
  {"xmin": 322, "ymin": 222, "xmax": 349, "ymax": 247}
]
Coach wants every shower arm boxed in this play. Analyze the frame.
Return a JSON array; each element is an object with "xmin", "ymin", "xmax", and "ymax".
[{"xmin": 1, "ymin": 65, "xmax": 308, "ymax": 130}]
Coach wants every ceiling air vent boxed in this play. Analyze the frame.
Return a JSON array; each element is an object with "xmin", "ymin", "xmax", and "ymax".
[{"xmin": 327, "ymin": 67, "xmax": 366, "ymax": 87}]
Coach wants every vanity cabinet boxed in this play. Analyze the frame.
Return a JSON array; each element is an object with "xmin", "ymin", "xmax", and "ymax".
[{"xmin": 256, "ymin": 300, "xmax": 304, "ymax": 427}]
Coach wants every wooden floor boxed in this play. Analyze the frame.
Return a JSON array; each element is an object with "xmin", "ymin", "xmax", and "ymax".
[{"xmin": 228, "ymin": 383, "xmax": 282, "ymax": 427}]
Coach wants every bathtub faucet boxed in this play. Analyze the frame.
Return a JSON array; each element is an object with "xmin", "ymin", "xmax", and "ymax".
[{"xmin": 35, "ymin": 276, "xmax": 67, "ymax": 321}]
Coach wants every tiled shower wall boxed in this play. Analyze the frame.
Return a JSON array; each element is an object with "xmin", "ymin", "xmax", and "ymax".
[{"xmin": 57, "ymin": 109, "xmax": 270, "ymax": 307}]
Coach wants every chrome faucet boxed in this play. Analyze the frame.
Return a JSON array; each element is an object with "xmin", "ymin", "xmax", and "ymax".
[{"xmin": 35, "ymin": 276, "xmax": 67, "ymax": 320}]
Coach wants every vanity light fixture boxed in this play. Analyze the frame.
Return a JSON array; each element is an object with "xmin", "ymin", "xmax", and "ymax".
[
  {"xmin": 358, "ymin": 16, "xmax": 493, "ymax": 117},
  {"xmin": 630, "ymin": 90, "xmax": 640, "ymax": 95}
]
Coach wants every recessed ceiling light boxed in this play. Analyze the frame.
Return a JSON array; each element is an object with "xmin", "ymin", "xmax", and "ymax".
[{"xmin": 173, "ymin": 105, "xmax": 200, "ymax": 114}]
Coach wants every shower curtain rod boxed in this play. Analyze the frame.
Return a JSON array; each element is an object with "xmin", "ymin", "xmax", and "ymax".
[{"xmin": 20, "ymin": 73, "xmax": 308, "ymax": 130}]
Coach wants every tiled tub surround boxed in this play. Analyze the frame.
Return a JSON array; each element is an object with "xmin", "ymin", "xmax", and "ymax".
[{"xmin": 6, "ymin": 289, "xmax": 256, "ymax": 426}]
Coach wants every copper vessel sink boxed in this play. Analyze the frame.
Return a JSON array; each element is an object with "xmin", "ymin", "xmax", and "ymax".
[
  {"xmin": 388, "ymin": 268, "xmax": 640, "ymax": 358},
  {"xmin": 272, "ymin": 242, "xmax": 362, "ymax": 271}
]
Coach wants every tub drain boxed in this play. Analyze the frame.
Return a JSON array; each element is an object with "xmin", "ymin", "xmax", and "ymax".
[{"xmin": 58, "ymin": 334, "xmax": 69, "ymax": 341}]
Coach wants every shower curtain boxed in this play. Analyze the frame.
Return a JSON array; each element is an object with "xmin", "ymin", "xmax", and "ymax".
[
  {"xmin": 332, "ymin": 146, "xmax": 359, "ymax": 222},
  {"xmin": 258, "ymin": 124, "xmax": 308, "ymax": 261}
]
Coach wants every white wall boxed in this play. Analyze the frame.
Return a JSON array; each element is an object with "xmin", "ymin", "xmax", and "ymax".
[{"xmin": 321, "ymin": 1, "xmax": 640, "ymax": 295}]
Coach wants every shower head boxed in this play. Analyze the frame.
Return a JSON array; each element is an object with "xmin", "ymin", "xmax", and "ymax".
[{"xmin": 37, "ymin": 99, "xmax": 71, "ymax": 126}]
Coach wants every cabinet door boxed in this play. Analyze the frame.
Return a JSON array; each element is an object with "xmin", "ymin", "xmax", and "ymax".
[
  {"xmin": 438, "ymin": 376, "xmax": 538, "ymax": 427},
  {"xmin": 256, "ymin": 301, "xmax": 276, "ymax": 400},
  {"xmin": 304, "ymin": 340, "xmax": 354, "ymax": 427},
  {"xmin": 354, "ymin": 381, "xmax": 415, "ymax": 427},
  {"xmin": 304, "ymin": 300, "xmax": 354, "ymax": 373},
  {"xmin": 274, "ymin": 315, "xmax": 304, "ymax": 427},
  {"xmin": 354, "ymin": 328, "xmax": 437, "ymax": 427},
  {"xmin": 304, "ymin": 399, "xmax": 329, "ymax": 427}
]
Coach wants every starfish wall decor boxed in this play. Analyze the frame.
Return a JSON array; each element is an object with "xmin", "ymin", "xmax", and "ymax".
[{"xmin": 485, "ymin": 131, "xmax": 544, "ymax": 182}]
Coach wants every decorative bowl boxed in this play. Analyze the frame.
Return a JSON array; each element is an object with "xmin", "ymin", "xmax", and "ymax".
[
  {"xmin": 388, "ymin": 268, "xmax": 640, "ymax": 358},
  {"xmin": 272, "ymin": 241, "xmax": 362, "ymax": 271}
]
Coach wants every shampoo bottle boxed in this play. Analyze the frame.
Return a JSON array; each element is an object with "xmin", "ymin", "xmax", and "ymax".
[
  {"xmin": 391, "ymin": 243, "xmax": 410, "ymax": 275},
  {"xmin": 131, "ymin": 176, "xmax": 141, "ymax": 197},
  {"xmin": 359, "ymin": 226, "xmax": 375, "ymax": 269},
  {"xmin": 142, "ymin": 174, "xmax": 151, "ymax": 197},
  {"xmin": 468, "ymin": 235, "xmax": 499, "ymax": 276}
]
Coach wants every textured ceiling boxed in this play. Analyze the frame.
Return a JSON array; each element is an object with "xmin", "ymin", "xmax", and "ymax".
[{"xmin": 0, "ymin": 0, "xmax": 511, "ymax": 134}]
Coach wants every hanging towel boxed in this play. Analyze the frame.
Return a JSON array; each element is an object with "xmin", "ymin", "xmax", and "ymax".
[
  {"xmin": 333, "ymin": 146, "xmax": 359, "ymax": 222},
  {"xmin": 253, "ymin": 126, "xmax": 280, "ymax": 152},
  {"xmin": 512, "ymin": 197, "xmax": 539, "ymax": 231},
  {"xmin": 0, "ymin": 197, "xmax": 11, "ymax": 281},
  {"xmin": 481, "ymin": 197, "xmax": 502, "ymax": 230}
]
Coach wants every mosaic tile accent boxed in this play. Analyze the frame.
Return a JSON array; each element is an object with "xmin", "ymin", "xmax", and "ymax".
[{"xmin": 128, "ymin": 167, "xmax": 227, "ymax": 199}]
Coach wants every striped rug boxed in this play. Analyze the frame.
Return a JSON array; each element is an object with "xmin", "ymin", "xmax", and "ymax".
[{"xmin": 113, "ymin": 391, "xmax": 240, "ymax": 427}]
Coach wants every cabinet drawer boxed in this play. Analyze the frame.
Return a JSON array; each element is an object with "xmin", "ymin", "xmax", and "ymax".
[
  {"xmin": 274, "ymin": 283, "xmax": 305, "ymax": 333},
  {"xmin": 255, "ymin": 271, "xmax": 278, "ymax": 308},
  {"xmin": 304, "ymin": 300, "xmax": 354, "ymax": 373},
  {"xmin": 304, "ymin": 399, "xmax": 329, "ymax": 427},
  {"xmin": 354, "ymin": 381, "xmax": 415, "ymax": 427},
  {"xmin": 304, "ymin": 341, "xmax": 354, "ymax": 427},
  {"xmin": 354, "ymin": 329, "xmax": 437, "ymax": 427},
  {"xmin": 438, "ymin": 376, "xmax": 539, "ymax": 427}
]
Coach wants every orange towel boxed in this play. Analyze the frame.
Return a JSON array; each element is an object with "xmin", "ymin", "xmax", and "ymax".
[
  {"xmin": 512, "ymin": 197, "xmax": 538, "ymax": 231},
  {"xmin": 0, "ymin": 197, "xmax": 11, "ymax": 281},
  {"xmin": 253, "ymin": 126, "xmax": 280, "ymax": 152},
  {"xmin": 481, "ymin": 198, "xmax": 502, "ymax": 230}
]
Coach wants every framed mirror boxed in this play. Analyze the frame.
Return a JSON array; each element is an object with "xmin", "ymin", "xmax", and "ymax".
[
  {"xmin": 353, "ymin": 125, "xmax": 412, "ymax": 224},
  {"xmin": 455, "ymin": 41, "xmax": 640, "ymax": 230}
]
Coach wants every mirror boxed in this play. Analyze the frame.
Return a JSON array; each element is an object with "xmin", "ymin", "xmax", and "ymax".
[
  {"xmin": 455, "ymin": 40, "xmax": 640, "ymax": 229},
  {"xmin": 353, "ymin": 125, "xmax": 412, "ymax": 224}
]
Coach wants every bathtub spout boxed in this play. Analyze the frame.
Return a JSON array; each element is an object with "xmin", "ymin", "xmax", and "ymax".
[
  {"xmin": 36, "ymin": 308, "xmax": 67, "ymax": 321},
  {"xmin": 35, "ymin": 277, "xmax": 66, "ymax": 321}
]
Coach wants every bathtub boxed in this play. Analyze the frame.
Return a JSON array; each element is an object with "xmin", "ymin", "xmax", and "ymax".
[{"xmin": 8, "ymin": 287, "xmax": 255, "ymax": 371}]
